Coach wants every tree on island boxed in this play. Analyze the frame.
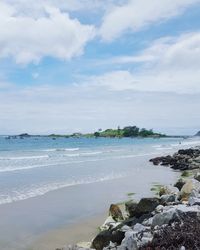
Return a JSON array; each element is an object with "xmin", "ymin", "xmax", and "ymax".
[{"xmin": 93, "ymin": 126, "xmax": 164, "ymax": 138}]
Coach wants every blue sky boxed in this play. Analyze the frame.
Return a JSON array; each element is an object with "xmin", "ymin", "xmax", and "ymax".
[{"xmin": 0, "ymin": 0, "xmax": 200, "ymax": 135}]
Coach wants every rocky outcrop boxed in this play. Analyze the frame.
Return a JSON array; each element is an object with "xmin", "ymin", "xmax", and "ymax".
[
  {"xmin": 57, "ymin": 147, "xmax": 200, "ymax": 250},
  {"xmin": 150, "ymin": 147, "xmax": 200, "ymax": 170}
]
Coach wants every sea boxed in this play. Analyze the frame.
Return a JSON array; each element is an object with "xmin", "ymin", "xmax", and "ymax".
[{"xmin": 0, "ymin": 136, "xmax": 199, "ymax": 249}]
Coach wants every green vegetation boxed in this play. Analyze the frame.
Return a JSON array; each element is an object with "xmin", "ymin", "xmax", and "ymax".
[
  {"xmin": 127, "ymin": 192, "xmax": 135, "ymax": 197},
  {"xmin": 151, "ymin": 183, "xmax": 164, "ymax": 196},
  {"xmin": 93, "ymin": 126, "xmax": 165, "ymax": 138},
  {"xmin": 47, "ymin": 125, "xmax": 165, "ymax": 139},
  {"xmin": 181, "ymin": 170, "xmax": 192, "ymax": 178}
]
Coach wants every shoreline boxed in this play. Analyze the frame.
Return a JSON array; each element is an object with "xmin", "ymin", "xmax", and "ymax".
[
  {"xmin": 53, "ymin": 146, "xmax": 200, "ymax": 250},
  {"xmin": 0, "ymin": 141, "xmax": 198, "ymax": 250}
]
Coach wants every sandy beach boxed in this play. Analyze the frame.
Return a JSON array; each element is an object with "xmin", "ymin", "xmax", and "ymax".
[{"xmin": 30, "ymin": 213, "xmax": 106, "ymax": 250}]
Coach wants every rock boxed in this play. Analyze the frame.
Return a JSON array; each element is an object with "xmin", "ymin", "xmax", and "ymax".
[
  {"xmin": 100, "ymin": 216, "xmax": 120, "ymax": 231},
  {"xmin": 174, "ymin": 179, "xmax": 185, "ymax": 191},
  {"xmin": 180, "ymin": 179, "xmax": 200, "ymax": 200},
  {"xmin": 155, "ymin": 205, "xmax": 164, "ymax": 213},
  {"xmin": 118, "ymin": 230, "xmax": 138, "ymax": 250},
  {"xmin": 133, "ymin": 223, "xmax": 147, "ymax": 232},
  {"xmin": 194, "ymin": 172, "xmax": 200, "ymax": 182},
  {"xmin": 195, "ymin": 131, "xmax": 200, "ymax": 136},
  {"xmin": 142, "ymin": 216, "xmax": 153, "ymax": 226},
  {"xmin": 150, "ymin": 148, "xmax": 200, "ymax": 171},
  {"xmin": 149, "ymin": 155, "xmax": 174, "ymax": 166},
  {"xmin": 188, "ymin": 196, "xmax": 200, "ymax": 206},
  {"xmin": 159, "ymin": 186, "xmax": 179, "ymax": 196},
  {"xmin": 117, "ymin": 224, "xmax": 152, "ymax": 250},
  {"xmin": 132, "ymin": 198, "xmax": 160, "ymax": 218},
  {"xmin": 178, "ymin": 148, "xmax": 200, "ymax": 157},
  {"xmin": 190, "ymin": 161, "xmax": 200, "ymax": 169},
  {"xmin": 160, "ymin": 194, "xmax": 177, "ymax": 204},
  {"xmin": 152, "ymin": 207, "xmax": 179, "ymax": 227},
  {"xmin": 109, "ymin": 204, "xmax": 124, "ymax": 221},
  {"xmin": 194, "ymin": 156, "xmax": 200, "ymax": 163},
  {"xmin": 152, "ymin": 204, "xmax": 200, "ymax": 227},
  {"xmin": 125, "ymin": 201, "xmax": 138, "ymax": 218},
  {"xmin": 92, "ymin": 229, "xmax": 124, "ymax": 250}
]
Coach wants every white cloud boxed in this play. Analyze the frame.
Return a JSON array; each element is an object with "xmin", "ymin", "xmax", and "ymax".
[
  {"xmin": 0, "ymin": 2, "xmax": 95, "ymax": 64},
  {"xmin": 100, "ymin": 0, "xmax": 200, "ymax": 41},
  {"xmin": 84, "ymin": 32, "xmax": 200, "ymax": 94},
  {"xmin": 0, "ymin": 83, "xmax": 199, "ymax": 135}
]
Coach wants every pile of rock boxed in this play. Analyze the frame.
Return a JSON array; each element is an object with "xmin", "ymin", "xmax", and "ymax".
[
  {"xmin": 91, "ymin": 177, "xmax": 200, "ymax": 250},
  {"xmin": 57, "ymin": 147, "xmax": 200, "ymax": 250},
  {"xmin": 149, "ymin": 148, "xmax": 200, "ymax": 170},
  {"xmin": 59, "ymin": 177, "xmax": 200, "ymax": 250}
]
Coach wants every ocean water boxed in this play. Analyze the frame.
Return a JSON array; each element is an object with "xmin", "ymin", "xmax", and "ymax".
[
  {"xmin": 0, "ymin": 136, "xmax": 199, "ymax": 206},
  {"xmin": 0, "ymin": 136, "xmax": 199, "ymax": 249}
]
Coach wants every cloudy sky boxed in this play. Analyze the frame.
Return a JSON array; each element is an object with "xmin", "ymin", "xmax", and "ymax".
[{"xmin": 0, "ymin": 0, "xmax": 200, "ymax": 135}]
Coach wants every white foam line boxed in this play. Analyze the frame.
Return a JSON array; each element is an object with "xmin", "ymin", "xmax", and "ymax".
[
  {"xmin": 42, "ymin": 148, "xmax": 80, "ymax": 152},
  {"xmin": 0, "ymin": 174, "xmax": 125, "ymax": 205},
  {"xmin": 65, "ymin": 151, "xmax": 103, "ymax": 157},
  {"xmin": 0, "ymin": 151, "xmax": 162, "ymax": 173},
  {"xmin": 0, "ymin": 155, "xmax": 49, "ymax": 160}
]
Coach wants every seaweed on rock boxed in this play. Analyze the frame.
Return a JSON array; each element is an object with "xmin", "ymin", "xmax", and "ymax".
[{"xmin": 140, "ymin": 215, "xmax": 200, "ymax": 250}]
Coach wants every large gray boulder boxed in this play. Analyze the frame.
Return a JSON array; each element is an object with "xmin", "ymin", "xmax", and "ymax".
[
  {"xmin": 160, "ymin": 194, "xmax": 177, "ymax": 204},
  {"xmin": 91, "ymin": 229, "xmax": 124, "ymax": 250},
  {"xmin": 117, "ymin": 224, "xmax": 152, "ymax": 250},
  {"xmin": 130, "ymin": 198, "xmax": 160, "ymax": 218},
  {"xmin": 125, "ymin": 201, "xmax": 138, "ymax": 218},
  {"xmin": 180, "ymin": 179, "xmax": 200, "ymax": 200},
  {"xmin": 152, "ymin": 204, "xmax": 200, "ymax": 227}
]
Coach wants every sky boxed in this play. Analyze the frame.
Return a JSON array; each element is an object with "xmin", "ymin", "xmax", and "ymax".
[{"xmin": 0, "ymin": 0, "xmax": 200, "ymax": 135}]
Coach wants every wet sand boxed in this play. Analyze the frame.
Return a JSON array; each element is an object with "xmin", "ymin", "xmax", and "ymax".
[
  {"xmin": 0, "ymin": 154, "xmax": 180, "ymax": 250},
  {"xmin": 30, "ymin": 213, "xmax": 106, "ymax": 250}
]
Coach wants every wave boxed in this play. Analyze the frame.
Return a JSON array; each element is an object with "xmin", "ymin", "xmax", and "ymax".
[
  {"xmin": 152, "ymin": 145, "xmax": 162, "ymax": 148},
  {"xmin": 0, "ymin": 173, "xmax": 125, "ymax": 205},
  {"xmin": 0, "ymin": 151, "xmax": 163, "ymax": 173},
  {"xmin": 65, "ymin": 153, "xmax": 80, "ymax": 157},
  {"xmin": 0, "ymin": 155, "xmax": 49, "ymax": 160},
  {"xmin": 65, "ymin": 151, "xmax": 103, "ymax": 157},
  {"xmin": 155, "ymin": 147, "xmax": 173, "ymax": 151},
  {"xmin": 113, "ymin": 152, "xmax": 160, "ymax": 159},
  {"xmin": 42, "ymin": 148, "xmax": 79, "ymax": 152},
  {"xmin": 171, "ymin": 140, "xmax": 200, "ymax": 147}
]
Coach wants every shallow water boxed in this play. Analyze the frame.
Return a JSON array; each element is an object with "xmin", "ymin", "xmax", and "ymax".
[{"xmin": 0, "ymin": 136, "xmax": 199, "ymax": 249}]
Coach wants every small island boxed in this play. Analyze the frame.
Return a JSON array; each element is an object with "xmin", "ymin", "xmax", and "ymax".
[
  {"xmin": 92, "ymin": 126, "xmax": 165, "ymax": 138},
  {"xmin": 48, "ymin": 126, "xmax": 166, "ymax": 139}
]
